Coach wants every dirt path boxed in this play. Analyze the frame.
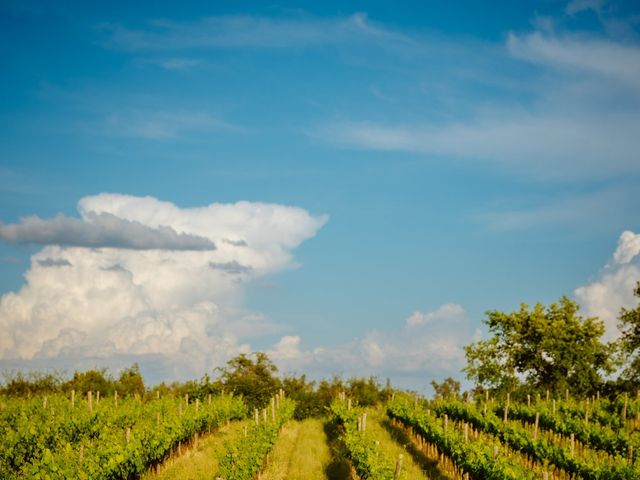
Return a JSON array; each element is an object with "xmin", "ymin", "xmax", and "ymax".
[
  {"xmin": 261, "ymin": 418, "xmax": 336, "ymax": 480},
  {"xmin": 141, "ymin": 420, "xmax": 247, "ymax": 480}
]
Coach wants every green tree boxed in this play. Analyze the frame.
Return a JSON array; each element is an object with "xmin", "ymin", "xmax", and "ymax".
[
  {"xmin": 464, "ymin": 296, "xmax": 612, "ymax": 397},
  {"xmin": 618, "ymin": 281, "xmax": 640, "ymax": 386},
  {"xmin": 431, "ymin": 377, "xmax": 461, "ymax": 400},
  {"xmin": 64, "ymin": 368, "xmax": 114, "ymax": 396},
  {"xmin": 116, "ymin": 363, "xmax": 145, "ymax": 397},
  {"xmin": 217, "ymin": 352, "xmax": 280, "ymax": 410}
]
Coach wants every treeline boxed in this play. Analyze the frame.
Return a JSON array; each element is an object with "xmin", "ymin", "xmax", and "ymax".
[{"xmin": 0, "ymin": 352, "xmax": 391, "ymax": 420}]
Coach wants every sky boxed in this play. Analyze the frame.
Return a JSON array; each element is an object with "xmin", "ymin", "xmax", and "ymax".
[{"xmin": 0, "ymin": 0, "xmax": 639, "ymax": 394}]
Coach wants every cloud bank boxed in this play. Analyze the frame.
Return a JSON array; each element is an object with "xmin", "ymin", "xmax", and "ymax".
[
  {"xmin": 0, "ymin": 194, "xmax": 328, "ymax": 380},
  {"xmin": 575, "ymin": 230, "xmax": 640, "ymax": 341}
]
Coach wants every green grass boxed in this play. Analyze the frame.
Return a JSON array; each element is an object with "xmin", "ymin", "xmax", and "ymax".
[
  {"xmin": 141, "ymin": 420, "xmax": 248, "ymax": 480},
  {"xmin": 261, "ymin": 418, "xmax": 334, "ymax": 480},
  {"xmin": 365, "ymin": 407, "xmax": 433, "ymax": 480}
]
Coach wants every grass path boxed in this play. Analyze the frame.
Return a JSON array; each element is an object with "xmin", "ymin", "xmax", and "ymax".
[
  {"xmin": 141, "ymin": 420, "xmax": 247, "ymax": 480},
  {"xmin": 365, "ymin": 407, "xmax": 429, "ymax": 479},
  {"xmin": 261, "ymin": 418, "xmax": 334, "ymax": 480}
]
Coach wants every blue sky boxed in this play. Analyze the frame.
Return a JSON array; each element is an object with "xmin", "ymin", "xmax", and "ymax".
[{"xmin": 1, "ymin": 0, "xmax": 639, "ymax": 392}]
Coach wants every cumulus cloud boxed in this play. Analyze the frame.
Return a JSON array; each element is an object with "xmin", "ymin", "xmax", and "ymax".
[
  {"xmin": 0, "ymin": 194, "xmax": 327, "ymax": 380},
  {"xmin": 575, "ymin": 230, "xmax": 640, "ymax": 340},
  {"xmin": 0, "ymin": 211, "xmax": 216, "ymax": 250},
  {"xmin": 269, "ymin": 303, "xmax": 476, "ymax": 390}
]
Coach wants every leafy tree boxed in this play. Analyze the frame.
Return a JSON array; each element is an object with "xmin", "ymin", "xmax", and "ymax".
[
  {"xmin": 116, "ymin": 363, "xmax": 145, "ymax": 397},
  {"xmin": 464, "ymin": 296, "xmax": 612, "ymax": 397},
  {"xmin": 1, "ymin": 371, "xmax": 64, "ymax": 396},
  {"xmin": 64, "ymin": 368, "xmax": 114, "ymax": 395},
  {"xmin": 618, "ymin": 281, "xmax": 640, "ymax": 386},
  {"xmin": 431, "ymin": 377, "xmax": 461, "ymax": 399},
  {"xmin": 217, "ymin": 352, "xmax": 280, "ymax": 410}
]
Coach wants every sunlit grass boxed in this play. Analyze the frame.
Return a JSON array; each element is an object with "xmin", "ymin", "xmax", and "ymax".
[
  {"xmin": 261, "ymin": 418, "xmax": 333, "ymax": 480},
  {"xmin": 141, "ymin": 420, "xmax": 247, "ymax": 480}
]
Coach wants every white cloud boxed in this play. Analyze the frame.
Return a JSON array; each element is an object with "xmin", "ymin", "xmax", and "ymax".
[
  {"xmin": 270, "ymin": 303, "xmax": 475, "ymax": 389},
  {"xmin": 613, "ymin": 231, "xmax": 640, "ymax": 265},
  {"xmin": 0, "ymin": 194, "xmax": 327, "ymax": 380},
  {"xmin": 566, "ymin": 0, "xmax": 605, "ymax": 15},
  {"xmin": 575, "ymin": 230, "xmax": 640, "ymax": 340},
  {"xmin": 507, "ymin": 32, "xmax": 640, "ymax": 89},
  {"xmin": 103, "ymin": 13, "xmax": 412, "ymax": 52},
  {"xmin": 103, "ymin": 110, "xmax": 232, "ymax": 140}
]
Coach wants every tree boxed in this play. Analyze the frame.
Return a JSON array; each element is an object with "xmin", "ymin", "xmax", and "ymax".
[
  {"xmin": 64, "ymin": 368, "xmax": 114, "ymax": 396},
  {"xmin": 464, "ymin": 296, "xmax": 612, "ymax": 397},
  {"xmin": 116, "ymin": 364, "xmax": 145, "ymax": 397},
  {"xmin": 217, "ymin": 352, "xmax": 280, "ymax": 410},
  {"xmin": 618, "ymin": 281, "xmax": 640, "ymax": 385},
  {"xmin": 431, "ymin": 377, "xmax": 461, "ymax": 400}
]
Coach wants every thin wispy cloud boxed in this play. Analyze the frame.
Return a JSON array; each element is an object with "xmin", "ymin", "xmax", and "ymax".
[{"xmin": 102, "ymin": 13, "xmax": 413, "ymax": 52}]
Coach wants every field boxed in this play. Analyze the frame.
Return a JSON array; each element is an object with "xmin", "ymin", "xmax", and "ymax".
[{"xmin": 2, "ymin": 389, "xmax": 640, "ymax": 479}]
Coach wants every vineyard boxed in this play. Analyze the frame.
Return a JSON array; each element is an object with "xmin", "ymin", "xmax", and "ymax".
[{"xmin": 2, "ymin": 388, "xmax": 639, "ymax": 479}]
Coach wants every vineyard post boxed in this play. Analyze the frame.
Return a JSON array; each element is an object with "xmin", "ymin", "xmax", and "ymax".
[
  {"xmin": 463, "ymin": 422, "xmax": 469, "ymax": 442},
  {"xmin": 444, "ymin": 414, "xmax": 448, "ymax": 435},
  {"xmin": 394, "ymin": 454, "xmax": 403, "ymax": 479},
  {"xmin": 126, "ymin": 427, "xmax": 131, "ymax": 444},
  {"xmin": 503, "ymin": 393, "xmax": 510, "ymax": 422},
  {"xmin": 208, "ymin": 393, "xmax": 212, "ymax": 405},
  {"xmin": 196, "ymin": 398, "xmax": 199, "ymax": 414},
  {"xmin": 596, "ymin": 390, "xmax": 600, "ymax": 402},
  {"xmin": 255, "ymin": 408, "xmax": 259, "ymax": 426},
  {"xmin": 43, "ymin": 396, "xmax": 47, "ymax": 408},
  {"xmin": 271, "ymin": 397, "xmax": 275, "ymax": 422},
  {"xmin": 156, "ymin": 391, "xmax": 160, "ymax": 400},
  {"xmin": 262, "ymin": 408, "xmax": 267, "ymax": 424},
  {"xmin": 185, "ymin": 393, "xmax": 189, "ymax": 407},
  {"xmin": 88, "ymin": 391, "xmax": 93, "ymax": 413},
  {"xmin": 348, "ymin": 398, "xmax": 352, "ymax": 410},
  {"xmin": 565, "ymin": 389, "xmax": 569, "ymax": 402},
  {"xmin": 546, "ymin": 389, "xmax": 549, "ymax": 402},
  {"xmin": 623, "ymin": 393, "xmax": 628, "ymax": 420},
  {"xmin": 536, "ymin": 393, "xmax": 541, "ymax": 404},
  {"xmin": 71, "ymin": 389, "xmax": 75, "ymax": 407},
  {"xmin": 243, "ymin": 425, "xmax": 247, "ymax": 437},
  {"xmin": 362, "ymin": 412, "xmax": 367, "ymax": 432},
  {"xmin": 552, "ymin": 399, "xmax": 556, "ymax": 415},
  {"xmin": 527, "ymin": 394, "xmax": 530, "ymax": 407},
  {"xmin": 114, "ymin": 390, "xmax": 118, "ymax": 408},
  {"xmin": 534, "ymin": 412, "xmax": 539, "ymax": 440},
  {"xmin": 570, "ymin": 433, "xmax": 575, "ymax": 457},
  {"xmin": 96, "ymin": 391, "xmax": 100, "ymax": 404}
]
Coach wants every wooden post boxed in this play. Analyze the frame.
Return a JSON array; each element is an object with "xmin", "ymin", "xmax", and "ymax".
[
  {"xmin": 185, "ymin": 393, "xmax": 189, "ymax": 406},
  {"xmin": 88, "ymin": 391, "xmax": 93, "ymax": 413},
  {"xmin": 196, "ymin": 398, "xmax": 199, "ymax": 414},
  {"xmin": 208, "ymin": 393, "xmax": 212, "ymax": 405},
  {"xmin": 527, "ymin": 394, "xmax": 531, "ymax": 407},
  {"xmin": 394, "ymin": 454, "xmax": 403, "ymax": 479},
  {"xmin": 534, "ymin": 412, "xmax": 539, "ymax": 440},
  {"xmin": 546, "ymin": 389, "xmax": 549, "ymax": 402},
  {"xmin": 156, "ymin": 391, "xmax": 160, "ymax": 400},
  {"xmin": 271, "ymin": 397, "xmax": 276, "ymax": 422},
  {"xmin": 347, "ymin": 398, "xmax": 352, "ymax": 410},
  {"xmin": 96, "ymin": 391, "xmax": 100, "ymax": 404},
  {"xmin": 255, "ymin": 408, "xmax": 259, "ymax": 426},
  {"xmin": 43, "ymin": 396, "xmax": 47, "ymax": 408},
  {"xmin": 464, "ymin": 422, "xmax": 469, "ymax": 442},
  {"xmin": 570, "ymin": 433, "xmax": 575, "ymax": 457},
  {"xmin": 126, "ymin": 427, "xmax": 131, "ymax": 444},
  {"xmin": 503, "ymin": 393, "xmax": 510, "ymax": 422},
  {"xmin": 71, "ymin": 389, "xmax": 75, "ymax": 407},
  {"xmin": 623, "ymin": 394, "xmax": 628, "ymax": 420},
  {"xmin": 552, "ymin": 399, "xmax": 556, "ymax": 415},
  {"xmin": 263, "ymin": 408, "xmax": 267, "ymax": 424},
  {"xmin": 362, "ymin": 413, "xmax": 367, "ymax": 432},
  {"xmin": 444, "ymin": 414, "xmax": 448, "ymax": 435},
  {"xmin": 566, "ymin": 389, "xmax": 569, "ymax": 402}
]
